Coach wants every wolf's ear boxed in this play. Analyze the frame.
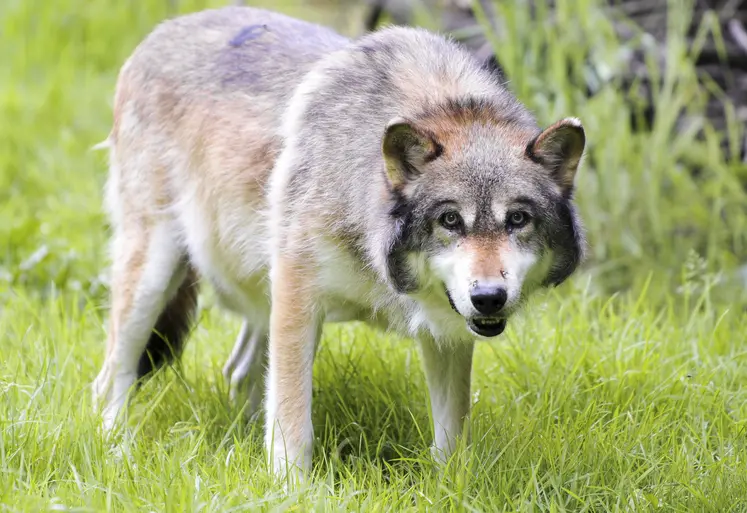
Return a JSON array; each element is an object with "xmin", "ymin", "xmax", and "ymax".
[
  {"xmin": 526, "ymin": 118, "xmax": 585, "ymax": 195},
  {"xmin": 382, "ymin": 117, "xmax": 442, "ymax": 189}
]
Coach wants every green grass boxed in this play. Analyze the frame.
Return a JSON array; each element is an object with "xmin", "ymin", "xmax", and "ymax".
[{"xmin": 2, "ymin": 0, "xmax": 747, "ymax": 511}]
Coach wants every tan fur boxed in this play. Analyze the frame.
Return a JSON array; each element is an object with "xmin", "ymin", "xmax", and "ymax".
[
  {"xmin": 105, "ymin": 234, "xmax": 148, "ymax": 355},
  {"xmin": 266, "ymin": 254, "xmax": 318, "ymax": 471},
  {"xmin": 418, "ymin": 112, "xmax": 538, "ymax": 160},
  {"xmin": 465, "ymin": 235, "xmax": 508, "ymax": 279}
]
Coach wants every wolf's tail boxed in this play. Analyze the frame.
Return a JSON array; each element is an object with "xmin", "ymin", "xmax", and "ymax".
[{"xmin": 137, "ymin": 267, "xmax": 200, "ymax": 378}]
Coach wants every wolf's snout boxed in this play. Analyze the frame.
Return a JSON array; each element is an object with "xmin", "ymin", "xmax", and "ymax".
[{"xmin": 470, "ymin": 284, "xmax": 507, "ymax": 315}]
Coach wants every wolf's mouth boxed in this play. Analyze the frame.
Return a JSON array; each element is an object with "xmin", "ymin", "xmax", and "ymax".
[
  {"xmin": 445, "ymin": 287, "xmax": 508, "ymax": 337},
  {"xmin": 468, "ymin": 318, "xmax": 507, "ymax": 338}
]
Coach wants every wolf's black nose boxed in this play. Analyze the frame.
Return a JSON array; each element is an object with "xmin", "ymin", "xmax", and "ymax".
[{"xmin": 470, "ymin": 285, "xmax": 507, "ymax": 315}]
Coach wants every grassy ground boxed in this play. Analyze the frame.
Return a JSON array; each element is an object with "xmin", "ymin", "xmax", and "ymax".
[{"xmin": 2, "ymin": 0, "xmax": 747, "ymax": 511}]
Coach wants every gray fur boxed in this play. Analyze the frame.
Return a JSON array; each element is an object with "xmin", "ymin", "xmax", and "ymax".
[
  {"xmin": 93, "ymin": 6, "xmax": 586, "ymax": 478},
  {"xmin": 275, "ymin": 28, "xmax": 583, "ymax": 294}
]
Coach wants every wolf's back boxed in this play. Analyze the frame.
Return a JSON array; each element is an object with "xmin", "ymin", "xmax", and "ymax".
[{"xmin": 114, "ymin": 7, "xmax": 349, "ymax": 126}]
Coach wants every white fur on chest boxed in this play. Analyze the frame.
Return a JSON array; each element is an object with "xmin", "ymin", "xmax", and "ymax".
[{"xmin": 314, "ymin": 240, "xmax": 474, "ymax": 344}]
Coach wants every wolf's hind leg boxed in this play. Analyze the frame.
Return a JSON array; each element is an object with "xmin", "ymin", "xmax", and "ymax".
[
  {"xmin": 419, "ymin": 338, "xmax": 475, "ymax": 463},
  {"xmin": 223, "ymin": 320, "xmax": 268, "ymax": 419},
  {"xmin": 92, "ymin": 221, "xmax": 195, "ymax": 432}
]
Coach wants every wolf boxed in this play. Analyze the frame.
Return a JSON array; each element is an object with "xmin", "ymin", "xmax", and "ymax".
[
  {"xmin": 362, "ymin": 0, "xmax": 502, "ymax": 74},
  {"xmin": 91, "ymin": 6, "xmax": 586, "ymax": 480}
]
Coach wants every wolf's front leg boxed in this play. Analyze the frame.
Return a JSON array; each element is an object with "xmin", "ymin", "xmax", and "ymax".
[
  {"xmin": 418, "ymin": 338, "xmax": 475, "ymax": 463},
  {"xmin": 265, "ymin": 254, "xmax": 321, "ymax": 483}
]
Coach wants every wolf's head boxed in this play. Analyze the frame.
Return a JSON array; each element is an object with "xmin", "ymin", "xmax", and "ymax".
[{"xmin": 381, "ymin": 100, "xmax": 586, "ymax": 339}]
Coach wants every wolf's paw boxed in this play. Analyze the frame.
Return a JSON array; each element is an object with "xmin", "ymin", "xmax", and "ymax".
[
  {"xmin": 269, "ymin": 451, "xmax": 309, "ymax": 490},
  {"xmin": 91, "ymin": 365, "xmax": 112, "ymax": 409},
  {"xmin": 430, "ymin": 444, "xmax": 450, "ymax": 466},
  {"xmin": 91, "ymin": 364, "xmax": 135, "ymax": 434},
  {"xmin": 265, "ymin": 432, "xmax": 312, "ymax": 488}
]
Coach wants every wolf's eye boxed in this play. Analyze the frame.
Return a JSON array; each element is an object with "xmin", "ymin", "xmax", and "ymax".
[
  {"xmin": 439, "ymin": 211, "xmax": 463, "ymax": 230},
  {"xmin": 507, "ymin": 211, "xmax": 530, "ymax": 229}
]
